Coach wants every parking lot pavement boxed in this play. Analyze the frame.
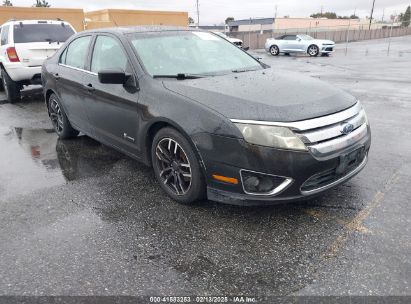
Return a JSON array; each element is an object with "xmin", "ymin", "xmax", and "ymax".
[{"xmin": 0, "ymin": 36, "xmax": 410, "ymax": 297}]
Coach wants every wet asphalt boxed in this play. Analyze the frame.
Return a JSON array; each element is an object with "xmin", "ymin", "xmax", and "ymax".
[{"xmin": 0, "ymin": 36, "xmax": 410, "ymax": 297}]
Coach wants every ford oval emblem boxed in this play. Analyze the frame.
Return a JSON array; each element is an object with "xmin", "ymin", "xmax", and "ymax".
[{"xmin": 341, "ymin": 123, "xmax": 354, "ymax": 135}]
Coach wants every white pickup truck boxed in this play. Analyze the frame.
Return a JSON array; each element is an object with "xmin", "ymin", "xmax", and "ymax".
[{"xmin": 0, "ymin": 19, "xmax": 76, "ymax": 103}]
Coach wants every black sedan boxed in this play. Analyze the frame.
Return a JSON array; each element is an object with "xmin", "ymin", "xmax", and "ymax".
[{"xmin": 42, "ymin": 26, "xmax": 371, "ymax": 205}]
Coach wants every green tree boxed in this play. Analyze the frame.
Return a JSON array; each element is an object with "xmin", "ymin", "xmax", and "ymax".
[
  {"xmin": 34, "ymin": 0, "xmax": 50, "ymax": 7},
  {"xmin": 188, "ymin": 17, "xmax": 194, "ymax": 24},
  {"xmin": 400, "ymin": 6, "xmax": 411, "ymax": 27},
  {"xmin": 225, "ymin": 17, "xmax": 234, "ymax": 24},
  {"xmin": 310, "ymin": 12, "xmax": 337, "ymax": 19},
  {"xmin": 2, "ymin": 0, "xmax": 13, "ymax": 6},
  {"xmin": 350, "ymin": 14, "xmax": 359, "ymax": 19}
]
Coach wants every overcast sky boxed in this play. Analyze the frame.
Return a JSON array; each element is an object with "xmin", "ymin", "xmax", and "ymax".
[{"xmin": 9, "ymin": 0, "xmax": 411, "ymax": 24}]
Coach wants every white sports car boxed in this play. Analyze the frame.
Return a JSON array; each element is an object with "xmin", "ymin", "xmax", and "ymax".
[{"xmin": 265, "ymin": 34, "xmax": 335, "ymax": 57}]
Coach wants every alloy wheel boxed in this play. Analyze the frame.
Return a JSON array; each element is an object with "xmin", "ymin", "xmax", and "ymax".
[
  {"xmin": 308, "ymin": 45, "xmax": 319, "ymax": 56},
  {"xmin": 49, "ymin": 97, "xmax": 64, "ymax": 134},
  {"xmin": 155, "ymin": 138, "xmax": 192, "ymax": 196},
  {"xmin": 270, "ymin": 45, "xmax": 279, "ymax": 55}
]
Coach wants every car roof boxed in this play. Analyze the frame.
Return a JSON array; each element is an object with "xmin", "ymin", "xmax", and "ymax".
[
  {"xmin": 2, "ymin": 19, "xmax": 70, "ymax": 25},
  {"xmin": 81, "ymin": 25, "xmax": 202, "ymax": 35}
]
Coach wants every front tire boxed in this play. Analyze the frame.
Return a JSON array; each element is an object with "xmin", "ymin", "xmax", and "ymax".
[
  {"xmin": 151, "ymin": 127, "xmax": 206, "ymax": 204},
  {"xmin": 1, "ymin": 69, "xmax": 21, "ymax": 103},
  {"xmin": 48, "ymin": 93, "xmax": 79, "ymax": 139},
  {"xmin": 307, "ymin": 45, "xmax": 319, "ymax": 57},
  {"xmin": 269, "ymin": 45, "xmax": 279, "ymax": 56}
]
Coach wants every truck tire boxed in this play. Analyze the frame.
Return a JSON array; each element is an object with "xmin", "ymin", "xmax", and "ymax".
[{"xmin": 1, "ymin": 69, "xmax": 21, "ymax": 103}]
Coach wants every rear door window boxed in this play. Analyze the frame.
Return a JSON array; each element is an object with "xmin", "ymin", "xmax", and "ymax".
[
  {"xmin": 1, "ymin": 25, "xmax": 9, "ymax": 45},
  {"xmin": 63, "ymin": 36, "xmax": 92, "ymax": 70},
  {"xmin": 13, "ymin": 24, "xmax": 75, "ymax": 44}
]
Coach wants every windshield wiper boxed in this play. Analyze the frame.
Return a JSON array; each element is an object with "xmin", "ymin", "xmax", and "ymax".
[
  {"xmin": 152, "ymin": 73, "xmax": 205, "ymax": 80},
  {"xmin": 232, "ymin": 68, "xmax": 260, "ymax": 73}
]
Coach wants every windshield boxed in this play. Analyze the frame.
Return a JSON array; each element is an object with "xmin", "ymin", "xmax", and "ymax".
[
  {"xmin": 129, "ymin": 31, "xmax": 261, "ymax": 77},
  {"xmin": 298, "ymin": 34, "xmax": 314, "ymax": 40},
  {"xmin": 13, "ymin": 24, "xmax": 75, "ymax": 43}
]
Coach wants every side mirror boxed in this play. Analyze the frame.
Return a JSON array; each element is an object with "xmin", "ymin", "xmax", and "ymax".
[
  {"xmin": 98, "ymin": 69, "xmax": 128, "ymax": 84},
  {"xmin": 243, "ymin": 46, "xmax": 250, "ymax": 51}
]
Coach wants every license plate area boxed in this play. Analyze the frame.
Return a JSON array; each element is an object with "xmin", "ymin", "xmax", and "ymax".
[{"xmin": 336, "ymin": 147, "xmax": 366, "ymax": 175}]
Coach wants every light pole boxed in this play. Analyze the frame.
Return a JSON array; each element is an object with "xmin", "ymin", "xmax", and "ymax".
[
  {"xmin": 272, "ymin": 4, "xmax": 278, "ymax": 38},
  {"xmin": 387, "ymin": 13, "xmax": 395, "ymax": 55}
]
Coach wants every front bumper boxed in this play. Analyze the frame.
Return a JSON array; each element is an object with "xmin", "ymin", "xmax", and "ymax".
[
  {"xmin": 192, "ymin": 126, "xmax": 371, "ymax": 206},
  {"xmin": 321, "ymin": 45, "xmax": 335, "ymax": 53}
]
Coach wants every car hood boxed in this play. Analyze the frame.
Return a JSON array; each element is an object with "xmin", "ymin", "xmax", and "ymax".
[
  {"xmin": 313, "ymin": 39, "xmax": 335, "ymax": 44},
  {"xmin": 162, "ymin": 68, "xmax": 357, "ymax": 122}
]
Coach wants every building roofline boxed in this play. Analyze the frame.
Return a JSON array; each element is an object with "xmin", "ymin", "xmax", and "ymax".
[{"xmin": 227, "ymin": 17, "xmax": 275, "ymax": 26}]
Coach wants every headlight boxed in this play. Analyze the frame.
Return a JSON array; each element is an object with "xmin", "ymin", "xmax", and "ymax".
[{"xmin": 234, "ymin": 123, "xmax": 307, "ymax": 151}]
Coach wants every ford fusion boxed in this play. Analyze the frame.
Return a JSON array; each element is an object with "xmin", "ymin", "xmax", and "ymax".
[{"xmin": 42, "ymin": 27, "xmax": 371, "ymax": 205}]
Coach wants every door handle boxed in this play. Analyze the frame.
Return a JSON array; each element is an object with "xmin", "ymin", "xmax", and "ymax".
[{"xmin": 83, "ymin": 83, "xmax": 95, "ymax": 92}]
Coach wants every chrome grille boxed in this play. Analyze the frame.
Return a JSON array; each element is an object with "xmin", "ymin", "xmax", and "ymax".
[{"xmin": 293, "ymin": 103, "xmax": 368, "ymax": 159}]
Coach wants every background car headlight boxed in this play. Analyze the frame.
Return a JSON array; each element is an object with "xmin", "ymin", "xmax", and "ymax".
[{"xmin": 234, "ymin": 123, "xmax": 307, "ymax": 151}]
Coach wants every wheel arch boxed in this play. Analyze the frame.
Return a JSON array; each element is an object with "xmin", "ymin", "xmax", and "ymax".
[{"xmin": 45, "ymin": 89, "xmax": 58, "ymax": 112}]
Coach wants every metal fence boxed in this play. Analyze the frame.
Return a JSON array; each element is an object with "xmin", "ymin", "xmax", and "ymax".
[{"xmin": 229, "ymin": 27, "xmax": 411, "ymax": 50}]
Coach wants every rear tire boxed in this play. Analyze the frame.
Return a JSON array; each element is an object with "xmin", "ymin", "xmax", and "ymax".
[
  {"xmin": 0, "ymin": 75, "xmax": 4, "ymax": 92},
  {"xmin": 1, "ymin": 69, "xmax": 21, "ymax": 103},
  {"xmin": 48, "ymin": 93, "xmax": 79, "ymax": 139},
  {"xmin": 269, "ymin": 45, "xmax": 279, "ymax": 56},
  {"xmin": 151, "ymin": 127, "xmax": 206, "ymax": 204}
]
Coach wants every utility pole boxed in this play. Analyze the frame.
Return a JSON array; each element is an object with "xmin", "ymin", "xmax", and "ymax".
[
  {"xmin": 381, "ymin": 8, "xmax": 385, "ymax": 22},
  {"xmin": 272, "ymin": 4, "xmax": 278, "ymax": 38},
  {"xmin": 369, "ymin": 0, "xmax": 376, "ymax": 30},
  {"xmin": 321, "ymin": 5, "xmax": 323, "ymax": 17},
  {"xmin": 196, "ymin": 0, "xmax": 200, "ymax": 28}
]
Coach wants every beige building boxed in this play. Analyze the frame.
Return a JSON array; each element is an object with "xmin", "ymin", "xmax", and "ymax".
[
  {"xmin": 275, "ymin": 17, "xmax": 370, "ymax": 31},
  {"xmin": 0, "ymin": 6, "xmax": 188, "ymax": 31},
  {"xmin": 84, "ymin": 9, "xmax": 188, "ymax": 30},
  {"xmin": 0, "ymin": 6, "xmax": 84, "ymax": 31},
  {"xmin": 228, "ymin": 17, "xmax": 371, "ymax": 32}
]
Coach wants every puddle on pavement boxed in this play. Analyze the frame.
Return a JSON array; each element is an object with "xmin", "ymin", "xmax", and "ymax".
[{"xmin": 0, "ymin": 126, "xmax": 124, "ymax": 200}]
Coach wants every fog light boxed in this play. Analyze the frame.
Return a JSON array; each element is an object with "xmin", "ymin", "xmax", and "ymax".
[{"xmin": 240, "ymin": 170, "xmax": 293, "ymax": 196}]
